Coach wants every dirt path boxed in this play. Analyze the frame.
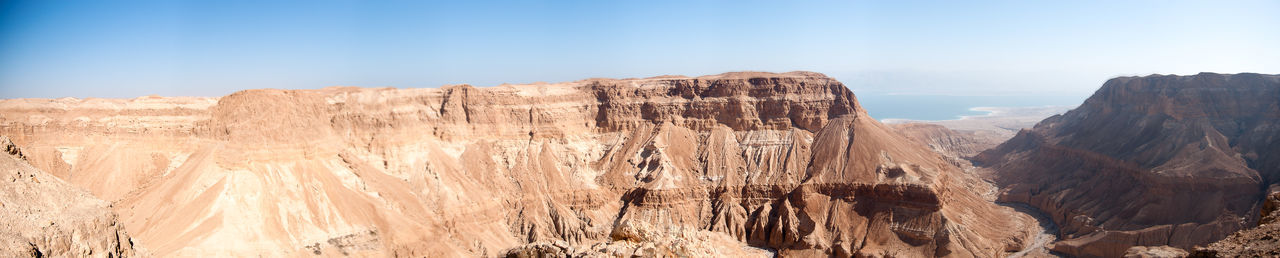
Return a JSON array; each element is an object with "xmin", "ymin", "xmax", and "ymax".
[{"xmin": 1001, "ymin": 202, "xmax": 1062, "ymax": 258}]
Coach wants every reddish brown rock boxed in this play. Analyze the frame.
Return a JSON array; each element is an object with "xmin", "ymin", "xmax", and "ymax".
[
  {"xmin": 977, "ymin": 73, "xmax": 1280, "ymax": 257},
  {"xmin": 1190, "ymin": 187, "xmax": 1280, "ymax": 257}
]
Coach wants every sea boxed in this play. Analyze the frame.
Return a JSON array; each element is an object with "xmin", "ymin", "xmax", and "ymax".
[{"xmin": 854, "ymin": 93, "xmax": 1090, "ymax": 121}]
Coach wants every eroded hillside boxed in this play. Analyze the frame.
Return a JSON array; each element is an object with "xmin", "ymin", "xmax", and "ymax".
[
  {"xmin": 977, "ymin": 73, "xmax": 1280, "ymax": 257},
  {"xmin": 0, "ymin": 71, "xmax": 1036, "ymax": 257},
  {"xmin": 0, "ymin": 136, "xmax": 139, "ymax": 257}
]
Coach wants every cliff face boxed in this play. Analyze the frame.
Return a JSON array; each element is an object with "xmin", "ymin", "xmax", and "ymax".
[
  {"xmin": 1192, "ymin": 186, "xmax": 1280, "ymax": 257},
  {"xmin": 0, "ymin": 71, "xmax": 1033, "ymax": 257},
  {"xmin": 0, "ymin": 137, "xmax": 138, "ymax": 257},
  {"xmin": 976, "ymin": 73, "xmax": 1280, "ymax": 257}
]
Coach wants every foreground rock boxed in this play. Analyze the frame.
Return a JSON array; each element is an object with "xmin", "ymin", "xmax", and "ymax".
[
  {"xmin": 1124, "ymin": 246, "xmax": 1188, "ymax": 258},
  {"xmin": 977, "ymin": 73, "xmax": 1280, "ymax": 257},
  {"xmin": 0, "ymin": 136, "xmax": 139, "ymax": 257},
  {"xmin": 1190, "ymin": 187, "xmax": 1280, "ymax": 257},
  {"xmin": 0, "ymin": 71, "xmax": 1034, "ymax": 256}
]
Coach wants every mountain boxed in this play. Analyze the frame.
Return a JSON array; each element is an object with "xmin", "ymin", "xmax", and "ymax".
[
  {"xmin": 0, "ymin": 136, "xmax": 139, "ymax": 257},
  {"xmin": 976, "ymin": 73, "xmax": 1280, "ymax": 257},
  {"xmin": 0, "ymin": 71, "xmax": 1036, "ymax": 257}
]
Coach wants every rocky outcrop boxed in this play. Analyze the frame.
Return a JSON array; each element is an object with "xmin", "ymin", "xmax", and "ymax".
[
  {"xmin": 0, "ymin": 136, "xmax": 140, "ymax": 257},
  {"xmin": 0, "ymin": 71, "xmax": 1033, "ymax": 256},
  {"xmin": 1190, "ymin": 186, "xmax": 1280, "ymax": 257},
  {"xmin": 1124, "ymin": 245, "xmax": 1188, "ymax": 258},
  {"xmin": 501, "ymin": 231, "xmax": 774, "ymax": 257},
  {"xmin": 976, "ymin": 73, "xmax": 1280, "ymax": 257}
]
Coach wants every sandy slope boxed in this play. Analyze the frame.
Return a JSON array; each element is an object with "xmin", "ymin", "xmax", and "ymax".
[{"xmin": 0, "ymin": 136, "xmax": 139, "ymax": 257}]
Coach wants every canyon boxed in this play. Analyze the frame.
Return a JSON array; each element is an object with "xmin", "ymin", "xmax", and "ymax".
[
  {"xmin": 5, "ymin": 71, "xmax": 1279, "ymax": 257},
  {"xmin": 976, "ymin": 73, "xmax": 1280, "ymax": 257},
  {"xmin": 0, "ymin": 72, "xmax": 1038, "ymax": 257}
]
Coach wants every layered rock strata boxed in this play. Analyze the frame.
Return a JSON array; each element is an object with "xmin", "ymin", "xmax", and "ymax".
[
  {"xmin": 1191, "ymin": 186, "xmax": 1280, "ymax": 257},
  {"xmin": 0, "ymin": 71, "xmax": 1033, "ymax": 256},
  {"xmin": 977, "ymin": 73, "xmax": 1280, "ymax": 257}
]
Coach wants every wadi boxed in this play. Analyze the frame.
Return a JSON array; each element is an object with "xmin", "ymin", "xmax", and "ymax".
[{"xmin": 2, "ymin": 71, "xmax": 1278, "ymax": 257}]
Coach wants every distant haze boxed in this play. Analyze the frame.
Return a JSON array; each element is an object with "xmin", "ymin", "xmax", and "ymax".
[{"xmin": 1, "ymin": 1, "xmax": 1277, "ymax": 99}]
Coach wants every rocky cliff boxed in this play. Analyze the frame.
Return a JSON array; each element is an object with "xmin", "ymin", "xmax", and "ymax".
[
  {"xmin": 976, "ymin": 73, "xmax": 1280, "ymax": 257},
  {"xmin": 0, "ymin": 136, "xmax": 139, "ymax": 257},
  {"xmin": 0, "ymin": 71, "xmax": 1034, "ymax": 257},
  {"xmin": 1191, "ymin": 186, "xmax": 1280, "ymax": 257}
]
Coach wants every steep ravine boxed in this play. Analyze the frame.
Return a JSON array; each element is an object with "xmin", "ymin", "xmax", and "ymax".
[
  {"xmin": 1001, "ymin": 202, "xmax": 1060, "ymax": 258},
  {"xmin": 894, "ymin": 122, "xmax": 1064, "ymax": 257},
  {"xmin": 977, "ymin": 73, "xmax": 1280, "ymax": 257}
]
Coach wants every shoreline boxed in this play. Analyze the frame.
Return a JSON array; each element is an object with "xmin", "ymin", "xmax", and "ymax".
[{"xmin": 880, "ymin": 105, "xmax": 1073, "ymax": 124}]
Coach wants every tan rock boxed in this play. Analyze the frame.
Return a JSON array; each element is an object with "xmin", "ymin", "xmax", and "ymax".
[
  {"xmin": 0, "ymin": 71, "xmax": 1034, "ymax": 257},
  {"xmin": 0, "ymin": 136, "xmax": 140, "ymax": 257},
  {"xmin": 889, "ymin": 123, "xmax": 1004, "ymax": 160},
  {"xmin": 1125, "ymin": 245, "xmax": 1188, "ymax": 258}
]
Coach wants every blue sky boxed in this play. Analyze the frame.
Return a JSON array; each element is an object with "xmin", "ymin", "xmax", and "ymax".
[{"xmin": 1, "ymin": 0, "xmax": 1277, "ymax": 99}]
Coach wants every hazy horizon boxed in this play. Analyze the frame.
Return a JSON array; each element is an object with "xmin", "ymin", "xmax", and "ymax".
[{"xmin": 2, "ymin": 1, "xmax": 1277, "ymax": 100}]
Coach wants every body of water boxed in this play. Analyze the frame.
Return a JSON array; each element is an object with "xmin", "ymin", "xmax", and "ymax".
[{"xmin": 855, "ymin": 93, "xmax": 1089, "ymax": 121}]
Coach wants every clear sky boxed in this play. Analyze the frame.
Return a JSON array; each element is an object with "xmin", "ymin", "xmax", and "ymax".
[{"xmin": 1, "ymin": 0, "xmax": 1277, "ymax": 99}]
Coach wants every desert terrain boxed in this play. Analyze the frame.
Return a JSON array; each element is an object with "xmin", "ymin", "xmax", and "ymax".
[
  {"xmin": 977, "ymin": 73, "xmax": 1280, "ymax": 257},
  {"xmin": 0, "ymin": 72, "xmax": 1043, "ymax": 257},
  {"xmin": 887, "ymin": 106, "xmax": 1071, "ymax": 162},
  {"xmin": 3, "ymin": 71, "xmax": 1279, "ymax": 258}
]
